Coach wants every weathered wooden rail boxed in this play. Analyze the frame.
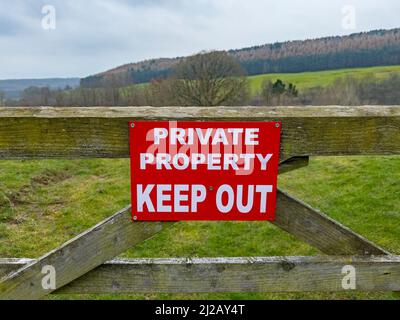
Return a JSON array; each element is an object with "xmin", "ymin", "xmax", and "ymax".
[
  {"xmin": 2, "ymin": 256, "xmax": 400, "ymax": 294},
  {"xmin": 0, "ymin": 106, "xmax": 399, "ymax": 299},
  {"xmin": 1, "ymin": 106, "xmax": 399, "ymax": 160}
]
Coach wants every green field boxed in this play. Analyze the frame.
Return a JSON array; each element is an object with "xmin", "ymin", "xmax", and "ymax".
[
  {"xmin": 0, "ymin": 156, "xmax": 399, "ymax": 300},
  {"xmin": 247, "ymin": 65, "xmax": 400, "ymax": 94},
  {"xmin": 122, "ymin": 65, "xmax": 400, "ymax": 97}
]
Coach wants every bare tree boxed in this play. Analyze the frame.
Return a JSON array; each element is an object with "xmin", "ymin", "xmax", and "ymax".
[
  {"xmin": 303, "ymin": 77, "xmax": 361, "ymax": 106},
  {"xmin": 172, "ymin": 51, "xmax": 248, "ymax": 106}
]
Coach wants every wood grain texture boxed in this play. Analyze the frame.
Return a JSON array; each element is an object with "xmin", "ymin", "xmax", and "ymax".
[
  {"xmin": 274, "ymin": 190, "xmax": 389, "ymax": 256},
  {"xmin": 0, "ymin": 206, "xmax": 173, "ymax": 300},
  {"xmin": 2, "ymin": 256, "xmax": 400, "ymax": 293},
  {"xmin": 1, "ymin": 106, "xmax": 399, "ymax": 159}
]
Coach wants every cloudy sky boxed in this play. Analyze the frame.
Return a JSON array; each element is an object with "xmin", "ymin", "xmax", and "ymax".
[{"xmin": 0, "ymin": 0, "xmax": 399, "ymax": 79}]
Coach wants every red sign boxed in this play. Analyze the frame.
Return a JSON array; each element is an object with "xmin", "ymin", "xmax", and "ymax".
[{"xmin": 129, "ymin": 121, "xmax": 281, "ymax": 221}]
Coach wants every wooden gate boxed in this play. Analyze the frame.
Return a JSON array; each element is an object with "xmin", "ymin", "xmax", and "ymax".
[{"xmin": 0, "ymin": 106, "xmax": 399, "ymax": 299}]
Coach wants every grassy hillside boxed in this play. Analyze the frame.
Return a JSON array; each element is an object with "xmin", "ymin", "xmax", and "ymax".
[
  {"xmin": 120, "ymin": 65, "xmax": 400, "ymax": 98},
  {"xmin": 247, "ymin": 65, "xmax": 400, "ymax": 94},
  {"xmin": 0, "ymin": 156, "xmax": 399, "ymax": 300}
]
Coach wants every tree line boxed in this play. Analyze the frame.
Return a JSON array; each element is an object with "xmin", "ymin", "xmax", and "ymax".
[{"xmin": 3, "ymin": 51, "xmax": 400, "ymax": 107}]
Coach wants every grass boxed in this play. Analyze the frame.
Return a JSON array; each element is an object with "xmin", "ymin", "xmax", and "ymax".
[
  {"xmin": 120, "ymin": 65, "xmax": 400, "ymax": 98},
  {"xmin": 0, "ymin": 156, "xmax": 399, "ymax": 300},
  {"xmin": 247, "ymin": 65, "xmax": 400, "ymax": 94}
]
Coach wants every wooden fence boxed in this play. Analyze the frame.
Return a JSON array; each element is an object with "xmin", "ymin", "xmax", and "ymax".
[{"xmin": 0, "ymin": 106, "xmax": 399, "ymax": 299}]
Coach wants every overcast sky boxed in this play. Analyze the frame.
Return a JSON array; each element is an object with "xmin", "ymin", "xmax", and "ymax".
[{"xmin": 0, "ymin": 0, "xmax": 399, "ymax": 79}]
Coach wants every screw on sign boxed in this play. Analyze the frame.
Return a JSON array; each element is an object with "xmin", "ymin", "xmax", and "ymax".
[{"xmin": 129, "ymin": 121, "xmax": 281, "ymax": 221}]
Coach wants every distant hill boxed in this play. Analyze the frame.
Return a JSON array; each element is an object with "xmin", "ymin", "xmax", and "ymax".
[
  {"xmin": 0, "ymin": 78, "xmax": 80, "ymax": 99},
  {"xmin": 81, "ymin": 28, "xmax": 400, "ymax": 88}
]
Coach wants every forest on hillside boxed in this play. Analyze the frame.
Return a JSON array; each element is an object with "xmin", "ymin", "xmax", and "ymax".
[{"xmin": 81, "ymin": 29, "xmax": 400, "ymax": 88}]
